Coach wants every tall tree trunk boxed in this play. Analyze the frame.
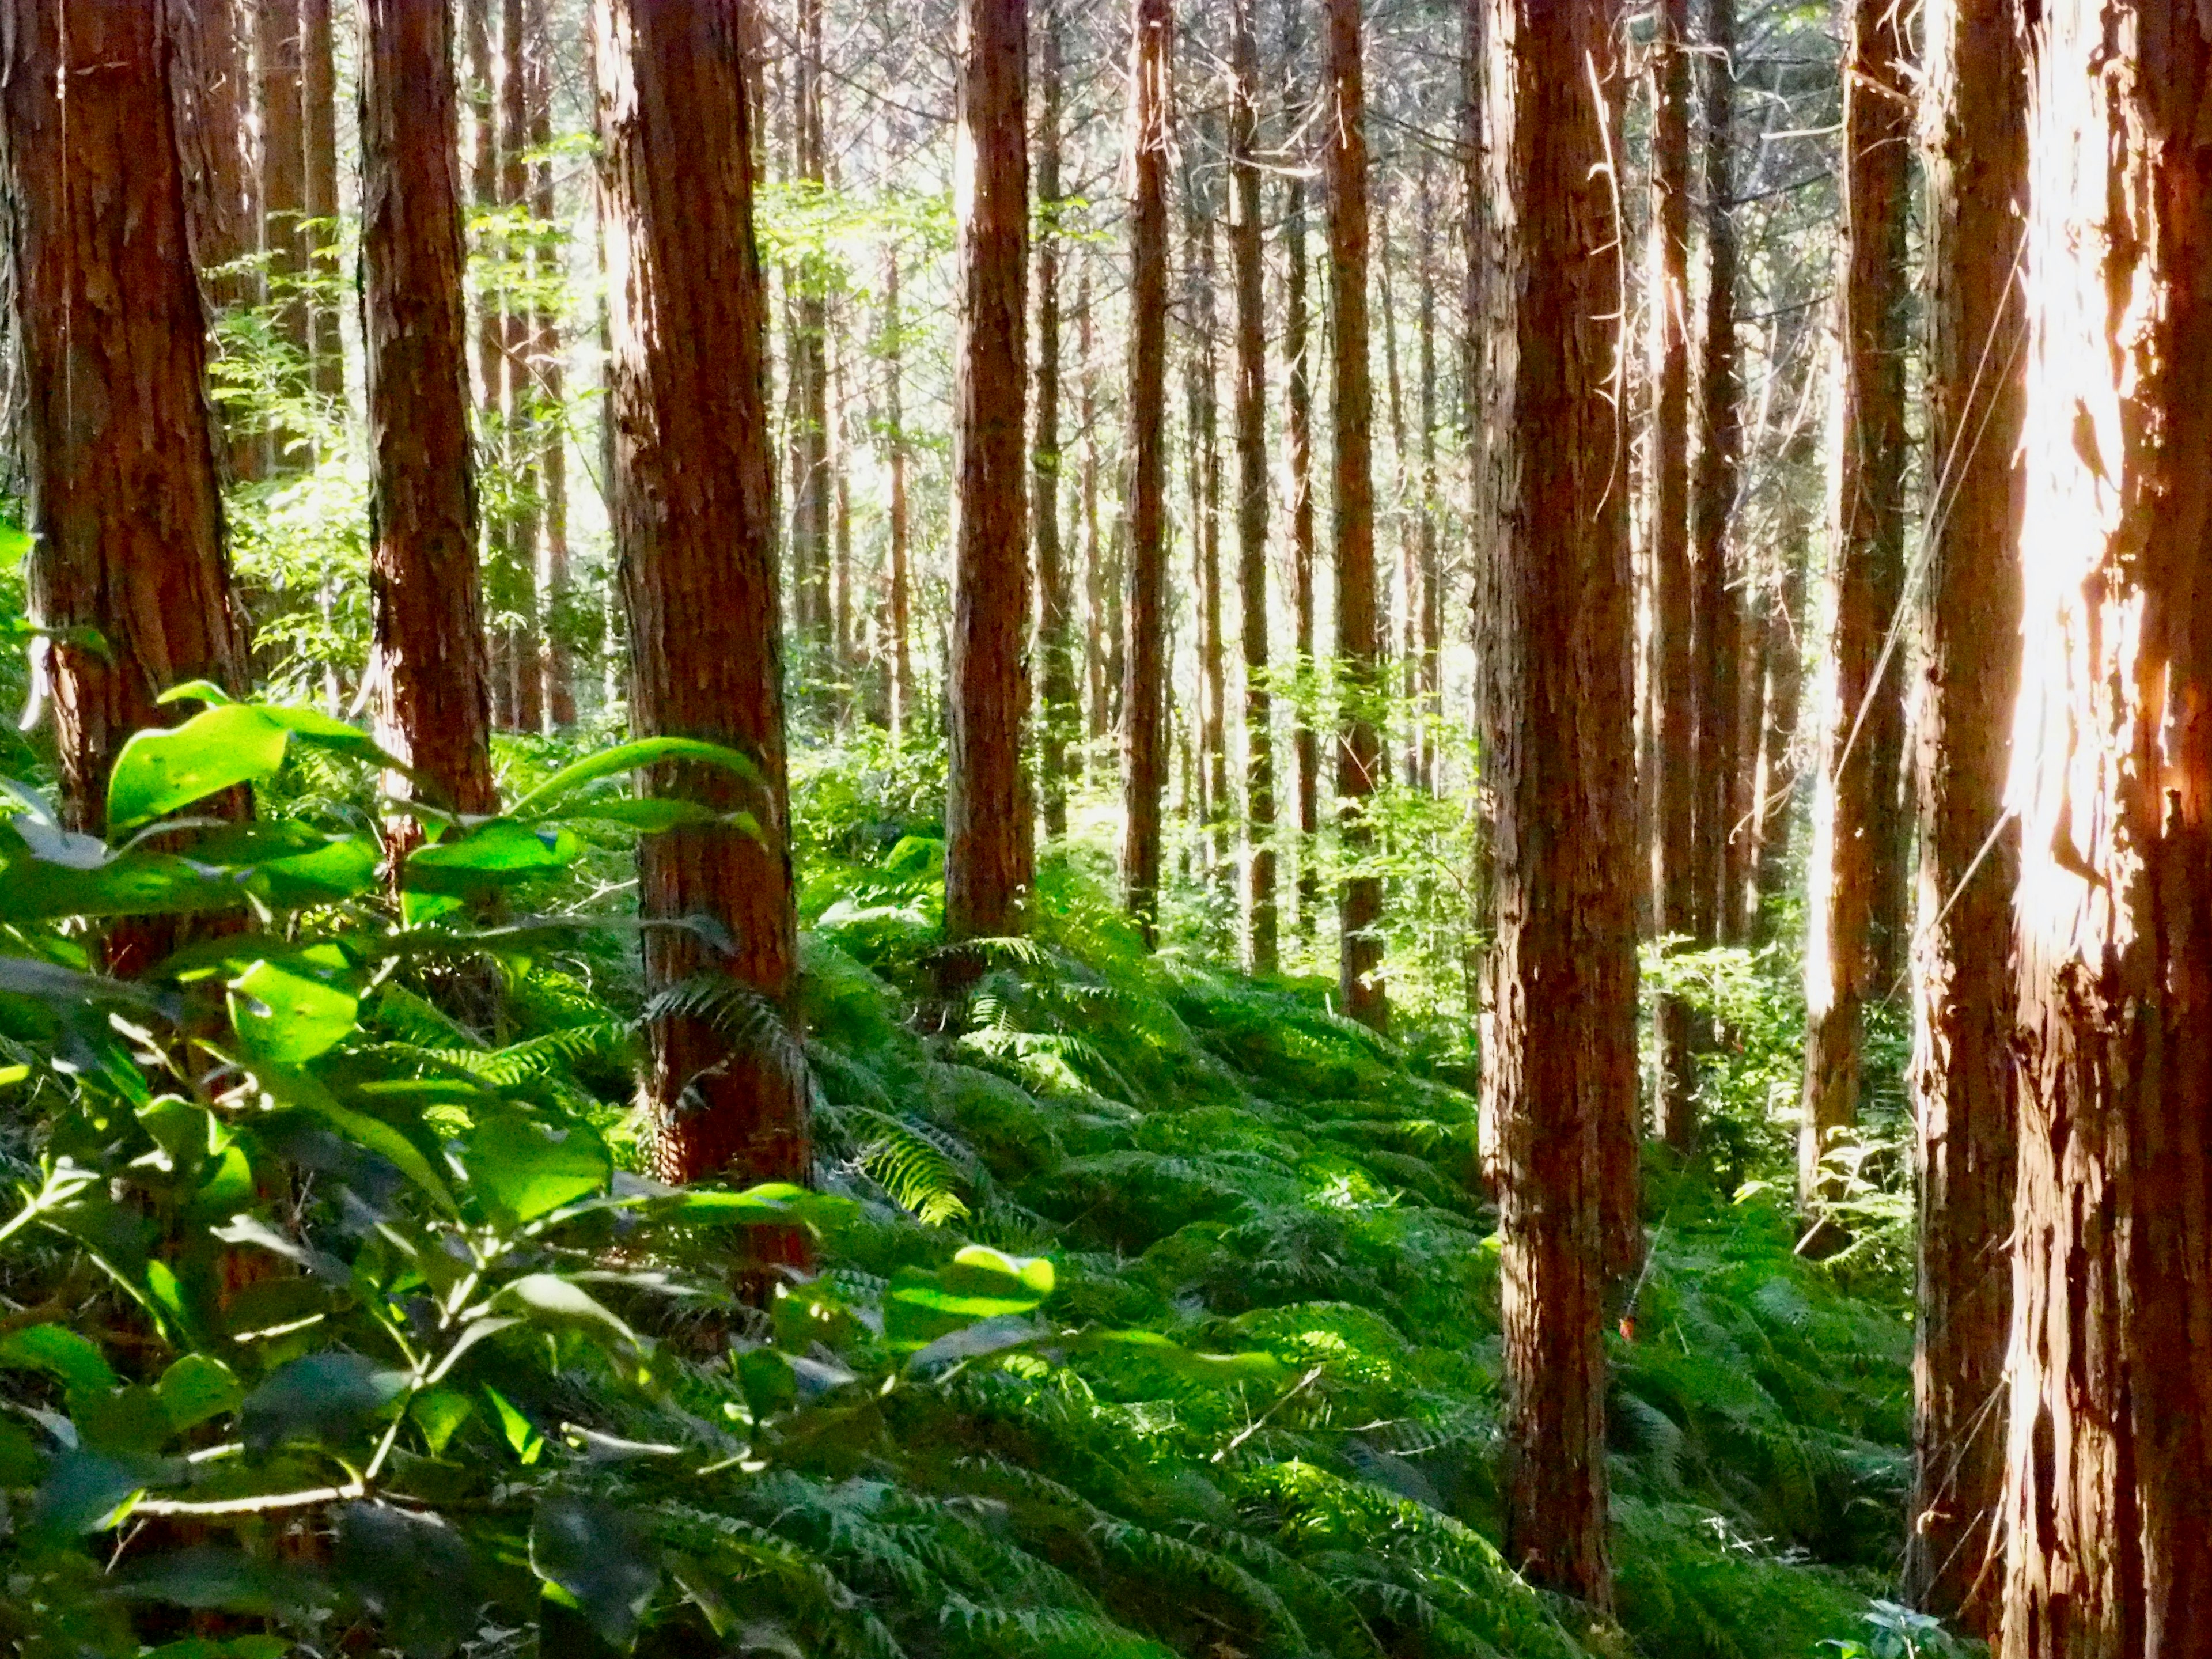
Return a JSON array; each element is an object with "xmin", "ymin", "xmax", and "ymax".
[
  {"xmin": 1461, "ymin": 0, "xmax": 1491, "ymax": 1013},
  {"xmin": 2, "ymin": 0, "xmax": 248, "ymax": 867},
  {"xmin": 1081, "ymin": 266, "xmax": 1108, "ymax": 749},
  {"xmin": 359, "ymin": 0, "xmax": 498, "ymax": 827},
  {"xmin": 302, "ymin": 0, "xmax": 340, "ymax": 404},
  {"xmin": 1478, "ymin": 0, "xmax": 1638, "ymax": 1608},
  {"xmin": 464, "ymin": 0, "xmax": 504, "ymax": 721},
  {"xmin": 1648, "ymin": 0, "xmax": 1697, "ymax": 1150},
  {"xmin": 498, "ymin": 0, "xmax": 542, "ymax": 733},
  {"xmin": 1751, "ymin": 459, "xmax": 1811, "ymax": 938},
  {"xmin": 1415, "ymin": 157, "xmax": 1441, "ymax": 798},
  {"xmin": 831, "ymin": 304, "xmax": 853, "ymax": 675},
  {"xmin": 1119, "ymin": 0, "xmax": 1173, "ymax": 944},
  {"xmin": 2001, "ymin": 5, "xmax": 2212, "ymax": 1646},
  {"xmin": 1379, "ymin": 214, "xmax": 1411, "ymax": 789},
  {"xmin": 883, "ymin": 245, "xmax": 913, "ymax": 745},
  {"xmin": 1286, "ymin": 168, "xmax": 1320, "ymax": 942},
  {"xmin": 1694, "ymin": 0, "xmax": 1745, "ymax": 948},
  {"xmin": 594, "ymin": 0, "xmax": 805, "ymax": 1205},
  {"xmin": 1033, "ymin": 5, "xmax": 1075, "ymax": 840},
  {"xmin": 1230, "ymin": 0, "xmax": 1274, "ymax": 975},
  {"xmin": 256, "ymin": 0, "xmax": 310, "ymax": 439},
  {"xmin": 1798, "ymin": 0, "xmax": 1912, "ymax": 1211},
  {"xmin": 1324, "ymin": 0, "xmax": 1384, "ymax": 1031},
  {"xmin": 943, "ymin": 0, "xmax": 1032, "ymax": 946},
  {"xmin": 529, "ymin": 0, "xmax": 573, "ymax": 728},
  {"xmin": 1189, "ymin": 185, "xmax": 1229, "ymax": 895},
  {"xmin": 1904, "ymin": 0, "xmax": 2025, "ymax": 1632},
  {"xmin": 789, "ymin": 0, "xmax": 830, "ymax": 652}
]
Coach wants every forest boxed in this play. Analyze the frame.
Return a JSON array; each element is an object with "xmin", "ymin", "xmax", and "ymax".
[{"xmin": 0, "ymin": 0, "xmax": 2194, "ymax": 1655}]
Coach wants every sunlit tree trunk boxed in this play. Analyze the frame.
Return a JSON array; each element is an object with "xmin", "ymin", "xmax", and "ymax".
[
  {"xmin": 302, "ymin": 0, "xmax": 340, "ymax": 404},
  {"xmin": 788, "ymin": 0, "xmax": 831, "ymax": 652},
  {"xmin": 2, "ymin": 0, "xmax": 248, "ymax": 874},
  {"xmin": 1478, "ymin": 0, "xmax": 1638, "ymax": 1608},
  {"xmin": 882, "ymin": 245, "xmax": 913, "ymax": 747},
  {"xmin": 529, "ymin": 0, "xmax": 573, "ymax": 729},
  {"xmin": 596, "ymin": 0, "xmax": 803, "ymax": 1204},
  {"xmin": 1285, "ymin": 165, "xmax": 1320, "ymax": 944},
  {"xmin": 1119, "ymin": 0, "xmax": 1173, "ymax": 943},
  {"xmin": 1415, "ymin": 158, "xmax": 1441, "ymax": 798},
  {"xmin": 1325, "ymin": 0, "xmax": 1384, "ymax": 1032},
  {"xmin": 1997, "ymin": 4, "xmax": 2212, "ymax": 1648},
  {"xmin": 1378, "ymin": 218, "xmax": 1411, "ymax": 788},
  {"xmin": 1080, "ymin": 267, "xmax": 1108, "ymax": 751},
  {"xmin": 1751, "ymin": 445, "xmax": 1811, "ymax": 940},
  {"xmin": 359, "ymin": 0, "xmax": 498, "ymax": 831},
  {"xmin": 942, "ymin": 0, "xmax": 1032, "ymax": 946},
  {"xmin": 499, "ymin": 0, "xmax": 543, "ymax": 734},
  {"xmin": 1649, "ymin": 0, "xmax": 1696, "ymax": 1149},
  {"xmin": 464, "ymin": 0, "xmax": 504, "ymax": 719},
  {"xmin": 1798, "ymin": 0, "xmax": 1911, "ymax": 1211},
  {"xmin": 256, "ymin": 0, "xmax": 310, "ymax": 448},
  {"xmin": 1033, "ymin": 7, "xmax": 1076, "ymax": 841},
  {"xmin": 1229, "ymin": 0, "xmax": 1275, "ymax": 975},
  {"xmin": 1904, "ymin": 0, "xmax": 2025, "ymax": 1633}
]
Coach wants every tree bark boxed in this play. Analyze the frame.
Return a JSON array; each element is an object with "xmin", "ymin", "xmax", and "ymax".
[
  {"xmin": 594, "ymin": 0, "xmax": 805, "ymax": 1204},
  {"xmin": 359, "ymin": 0, "xmax": 499, "ymax": 827},
  {"xmin": 1751, "ymin": 453, "xmax": 1811, "ymax": 938},
  {"xmin": 1033, "ymin": 5, "xmax": 1075, "ymax": 841},
  {"xmin": 1119, "ymin": 0, "xmax": 1172, "ymax": 944},
  {"xmin": 1187, "ymin": 177, "xmax": 1228, "ymax": 897},
  {"xmin": 1080, "ymin": 266, "xmax": 1108, "ymax": 751},
  {"xmin": 464, "ymin": 0, "xmax": 503, "ymax": 715},
  {"xmin": 787, "ymin": 0, "xmax": 830, "ymax": 652},
  {"xmin": 1798, "ymin": 0, "xmax": 1912, "ymax": 1211},
  {"xmin": 883, "ymin": 244, "xmax": 913, "ymax": 746},
  {"xmin": 496, "ymin": 0, "xmax": 542, "ymax": 734},
  {"xmin": 1324, "ymin": 0, "xmax": 1384, "ymax": 1032},
  {"xmin": 529, "ymin": 0, "xmax": 573, "ymax": 729},
  {"xmin": 1649, "ymin": 0, "xmax": 1697, "ymax": 1149},
  {"xmin": 1286, "ymin": 167, "xmax": 1320, "ymax": 944},
  {"xmin": 1478, "ymin": 0, "xmax": 1638, "ymax": 1609},
  {"xmin": 942, "ymin": 0, "xmax": 1032, "ymax": 946},
  {"xmin": 2, "ymin": 0, "xmax": 248, "ymax": 861},
  {"xmin": 1415, "ymin": 158, "xmax": 1441, "ymax": 798},
  {"xmin": 255, "ymin": 0, "xmax": 310, "ymax": 418},
  {"xmin": 1229, "ymin": 0, "xmax": 1275, "ymax": 975},
  {"xmin": 302, "ymin": 0, "xmax": 340, "ymax": 403},
  {"xmin": 1904, "ymin": 0, "xmax": 2025, "ymax": 1632}
]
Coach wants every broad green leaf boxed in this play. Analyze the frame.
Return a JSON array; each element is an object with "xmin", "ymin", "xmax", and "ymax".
[
  {"xmin": 0, "ymin": 850, "xmax": 245, "ymax": 922},
  {"xmin": 229, "ymin": 946, "xmax": 360, "ymax": 1065},
  {"xmin": 483, "ymin": 1385, "xmax": 543, "ymax": 1464},
  {"xmin": 334, "ymin": 1501, "xmax": 479, "ymax": 1655},
  {"xmin": 660, "ymin": 1181, "xmax": 855, "ymax": 1233},
  {"xmin": 74, "ymin": 1384, "xmax": 175, "ymax": 1455},
  {"xmin": 253, "ymin": 1063, "xmax": 458, "ymax": 1216},
  {"xmin": 507, "ymin": 736, "xmax": 760, "ymax": 819},
  {"xmin": 154, "ymin": 680, "xmax": 235, "ymax": 707},
  {"xmin": 885, "ymin": 1248, "xmax": 1055, "ymax": 1348},
  {"xmin": 254, "ymin": 834, "xmax": 381, "ymax": 907},
  {"xmin": 404, "ymin": 819, "xmax": 580, "ymax": 896},
  {"xmin": 157, "ymin": 1353, "xmax": 244, "ymax": 1433},
  {"xmin": 0, "ymin": 1322, "xmax": 119, "ymax": 1399},
  {"xmin": 107, "ymin": 703, "xmax": 289, "ymax": 831},
  {"xmin": 906, "ymin": 1313, "xmax": 1044, "ymax": 1374},
  {"xmin": 0, "ymin": 1416, "xmax": 43, "ymax": 1487},
  {"xmin": 562, "ymin": 796, "xmax": 721, "ymax": 833},
  {"xmin": 240, "ymin": 1350, "xmax": 408, "ymax": 1452},
  {"xmin": 463, "ymin": 1111, "xmax": 610, "ymax": 1224},
  {"xmin": 530, "ymin": 1494, "xmax": 660, "ymax": 1647},
  {"xmin": 493, "ymin": 1273, "xmax": 640, "ymax": 1347},
  {"xmin": 410, "ymin": 1386, "xmax": 475, "ymax": 1456},
  {"xmin": 1078, "ymin": 1330, "xmax": 1289, "ymax": 1386},
  {"xmin": 108, "ymin": 1545, "xmax": 323, "ymax": 1616},
  {"xmin": 32, "ymin": 1448, "xmax": 169, "ymax": 1535}
]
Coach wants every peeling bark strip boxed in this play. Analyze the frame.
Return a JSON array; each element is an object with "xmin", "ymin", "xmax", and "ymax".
[
  {"xmin": 1906, "ymin": 0, "xmax": 2025, "ymax": 1635},
  {"xmin": 943, "ymin": 0, "xmax": 1032, "ymax": 947},
  {"xmin": 2000, "ymin": 6, "xmax": 2212, "ymax": 1650},
  {"xmin": 358, "ymin": 0, "xmax": 499, "ymax": 824},
  {"xmin": 1119, "ymin": 0, "xmax": 1172, "ymax": 944},
  {"xmin": 1478, "ymin": 0, "xmax": 1638, "ymax": 1610},
  {"xmin": 1, "ymin": 0, "xmax": 247, "ymax": 840},
  {"xmin": 594, "ymin": 0, "xmax": 805, "ymax": 1199}
]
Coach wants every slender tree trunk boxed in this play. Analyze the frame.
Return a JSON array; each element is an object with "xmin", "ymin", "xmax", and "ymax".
[
  {"xmin": 1191, "ymin": 192, "xmax": 1229, "ymax": 895},
  {"xmin": 1325, "ymin": 0, "xmax": 1384, "ymax": 1031},
  {"xmin": 359, "ymin": 0, "xmax": 498, "ymax": 828},
  {"xmin": 2000, "ymin": 6, "xmax": 2212, "ymax": 1646},
  {"xmin": 464, "ymin": 0, "xmax": 505, "ymax": 722},
  {"xmin": 302, "ymin": 0, "xmax": 341, "ymax": 403},
  {"xmin": 832, "ymin": 308, "xmax": 853, "ymax": 675},
  {"xmin": 1080, "ymin": 267, "xmax": 1108, "ymax": 749},
  {"xmin": 1230, "ymin": 0, "xmax": 1275, "ymax": 975},
  {"xmin": 1904, "ymin": 0, "xmax": 2025, "ymax": 1632},
  {"xmin": 1478, "ymin": 0, "xmax": 1638, "ymax": 1609},
  {"xmin": 1120, "ymin": 0, "xmax": 1173, "ymax": 943},
  {"xmin": 789, "ymin": 0, "xmax": 830, "ymax": 652},
  {"xmin": 498, "ymin": 0, "xmax": 543, "ymax": 733},
  {"xmin": 594, "ymin": 0, "xmax": 805, "ymax": 1207},
  {"xmin": 1033, "ymin": 6, "xmax": 1075, "ymax": 840},
  {"xmin": 1285, "ymin": 168, "xmax": 1320, "ymax": 942},
  {"xmin": 2, "ymin": 0, "xmax": 248, "ymax": 869},
  {"xmin": 529, "ymin": 0, "xmax": 573, "ymax": 728},
  {"xmin": 943, "ymin": 0, "xmax": 1032, "ymax": 946},
  {"xmin": 1415, "ymin": 158, "xmax": 1441, "ymax": 798},
  {"xmin": 256, "ymin": 0, "xmax": 310, "ymax": 431},
  {"xmin": 1461, "ymin": 0, "xmax": 1492, "ymax": 1014},
  {"xmin": 1649, "ymin": 0, "xmax": 1698, "ymax": 1149},
  {"xmin": 883, "ymin": 245, "xmax": 913, "ymax": 745},
  {"xmin": 1799, "ymin": 0, "xmax": 1912, "ymax": 1211},
  {"xmin": 1751, "ymin": 466, "xmax": 1810, "ymax": 937}
]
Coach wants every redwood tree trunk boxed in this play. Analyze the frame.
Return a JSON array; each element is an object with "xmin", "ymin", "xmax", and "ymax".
[
  {"xmin": 1798, "ymin": 0, "xmax": 1912, "ymax": 1211},
  {"xmin": 788, "ymin": 0, "xmax": 830, "ymax": 652},
  {"xmin": 1230, "ymin": 0, "xmax": 1275, "ymax": 975},
  {"xmin": 883, "ymin": 245, "xmax": 914, "ymax": 745},
  {"xmin": 529, "ymin": 0, "xmax": 573, "ymax": 728},
  {"xmin": 1285, "ymin": 166, "xmax": 1321, "ymax": 945},
  {"xmin": 1998, "ymin": 5, "xmax": 2212, "ymax": 1649},
  {"xmin": 302, "ymin": 0, "xmax": 340, "ymax": 403},
  {"xmin": 1119, "ymin": 0, "xmax": 1172, "ymax": 943},
  {"xmin": 1325, "ymin": 0, "xmax": 1384, "ymax": 1031},
  {"xmin": 358, "ymin": 0, "xmax": 499, "ymax": 827},
  {"xmin": 499, "ymin": 0, "xmax": 542, "ymax": 734},
  {"xmin": 256, "ymin": 0, "xmax": 310, "ymax": 411},
  {"xmin": 1478, "ymin": 0, "xmax": 1639, "ymax": 1608},
  {"xmin": 1033, "ymin": 8, "xmax": 1075, "ymax": 841},
  {"xmin": 1, "ymin": 0, "xmax": 247, "ymax": 855},
  {"xmin": 942, "ymin": 0, "xmax": 1032, "ymax": 945},
  {"xmin": 1906, "ymin": 0, "xmax": 2025, "ymax": 1631},
  {"xmin": 594, "ymin": 0, "xmax": 805, "ymax": 1198}
]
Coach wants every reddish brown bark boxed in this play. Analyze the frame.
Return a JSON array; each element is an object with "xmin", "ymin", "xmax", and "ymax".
[
  {"xmin": 255, "ymin": 0, "xmax": 310, "ymax": 399},
  {"xmin": 358, "ymin": 0, "xmax": 499, "ymax": 824},
  {"xmin": 1905, "ymin": 0, "xmax": 2025, "ymax": 1631},
  {"xmin": 1798, "ymin": 0, "xmax": 1911, "ymax": 1210},
  {"xmin": 595, "ymin": 0, "xmax": 805, "ymax": 1198},
  {"xmin": 1324, "ymin": 0, "xmax": 1384, "ymax": 1032},
  {"xmin": 1119, "ymin": 0, "xmax": 1172, "ymax": 943},
  {"xmin": 1285, "ymin": 166, "xmax": 1320, "ymax": 940},
  {"xmin": 528, "ymin": 0, "xmax": 573, "ymax": 729},
  {"xmin": 1185, "ymin": 174, "xmax": 1228, "ymax": 891},
  {"xmin": 1478, "ymin": 0, "xmax": 1638, "ymax": 1609},
  {"xmin": 942, "ymin": 0, "xmax": 1032, "ymax": 945},
  {"xmin": 787, "ymin": 0, "xmax": 831, "ymax": 652},
  {"xmin": 1033, "ymin": 7, "xmax": 1076, "ymax": 842},
  {"xmin": 2, "ymin": 0, "xmax": 247, "ymax": 849},
  {"xmin": 1080, "ymin": 267, "xmax": 1108, "ymax": 749},
  {"xmin": 882, "ymin": 244, "xmax": 914, "ymax": 746},
  {"xmin": 302, "ymin": 0, "xmax": 340, "ymax": 403},
  {"xmin": 498, "ymin": 0, "xmax": 542, "ymax": 734},
  {"xmin": 1230, "ymin": 0, "xmax": 1275, "ymax": 975}
]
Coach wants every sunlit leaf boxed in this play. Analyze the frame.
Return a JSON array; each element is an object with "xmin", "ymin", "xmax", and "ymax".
[
  {"xmin": 107, "ymin": 703, "xmax": 290, "ymax": 831},
  {"xmin": 463, "ymin": 1111, "xmax": 610, "ymax": 1224}
]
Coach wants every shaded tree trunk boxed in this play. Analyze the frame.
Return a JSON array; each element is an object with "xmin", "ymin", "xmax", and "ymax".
[
  {"xmin": 883, "ymin": 245, "xmax": 914, "ymax": 745},
  {"xmin": 1190, "ymin": 185, "xmax": 1228, "ymax": 895},
  {"xmin": 1751, "ymin": 463, "xmax": 1811, "ymax": 938},
  {"xmin": 1477, "ymin": 0, "xmax": 1638, "ymax": 1609},
  {"xmin": 1324, "ymin": 0, "xmax": 1384, "ymax": 1032},
  {"xmin": 1285, "ymin": 168, "xmax": 1320, "ymax": 942},
  {"xmin": 1904, "ymin": 0, "xmax": 2025, "ymax": 1633},
  {"xmin": 1033, "ymin": 6, "xmax": 1075, "ymax": 840},
  {"xmin": 499, "ymin": 0, "xmax": 543, "ymax": 735},
  {"xmin": 529, "ymin": 0, "xmax": 574, "ymax": 728},
  {"xmin": 302, "ymin": 0, "xmax": 340, "ymax": 403},
  {"xmin": 359, "ymin": 0, "xmax": 498, "ymax": 826},
  {"xmin": 787, "ymin": 0, "xmax": 831, "ymax": 651},
  {"xmin": 1119, "ymin": 0, "xmax": 1173, "ymax": 944},
  {"xmin": 464, "ymin": 0, "xmax": 504, "ymax": 718},
  {"xmin": 942, "ymin": 0, "xmax": 1032, "ymax": 946},
  {"xmin": 1080, "ymin": 266, "xmax": 1108, "ymax": 750},
  {"xmin": 256, "ymin": 0, "xmax": 310, "ymax": 433},
  {"xmin": 1415, "ymin": 158, "xmax": 1441, "ymax": 798},
  {"xmin": 594, "ymin": 0, "xmax": 806, "ymax": 1205},
  {"xmin": 1798, "ymin": 0, "xmax": 1912, "ymax": 1211},
  {"xmin": 1230, "ymin": 0, "xmax": 1274, "ymax": 975}
]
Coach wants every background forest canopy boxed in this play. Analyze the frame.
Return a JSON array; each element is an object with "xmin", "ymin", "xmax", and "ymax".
[{"xmin": 0, "ymin": 0, "xmax": 2188, "ymax": 1656}]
